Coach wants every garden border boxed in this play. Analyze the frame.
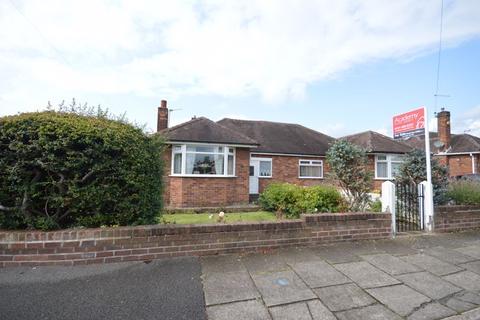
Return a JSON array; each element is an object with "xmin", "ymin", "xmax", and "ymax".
[{"xmin": 0, "ymin": 212, "xmax": 390, "ymax": 268}]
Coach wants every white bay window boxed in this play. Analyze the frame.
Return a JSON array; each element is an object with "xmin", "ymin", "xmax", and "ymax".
[
  {"xmin": 172, "ymin": 144, "xmax": 235, "ymax": 176},
  {"xmin": 375, "ymin": 154, "xmax": 404, "ymax": 179}
]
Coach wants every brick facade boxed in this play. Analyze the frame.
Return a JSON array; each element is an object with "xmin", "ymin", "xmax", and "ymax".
[
  {"xmin": 163, "ymin": 147, "xmax": 250, "ymax": 207},
  {"xmin": 434, "ymin": 205, "xmax": 480, "ymax": 232},
  {"xmin": 0, "ymin": 212, "xmax": 391, "ymax": 268},
  {"xmin": 251, "ymin": 154, "xmax": 329, "ymax": 194},
  {"xmin": 435, "ymin": 154, "xmax": 479, "ymax": 177}
]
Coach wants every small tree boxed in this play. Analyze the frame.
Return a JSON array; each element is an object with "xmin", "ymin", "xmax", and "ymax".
[
  {"xmin": 396, "ymin": 150, "xmax": 449, "ymax": 204},
  {"xmin": 326, "ymin": 140, "xmax": 373, "ymax": 211}
]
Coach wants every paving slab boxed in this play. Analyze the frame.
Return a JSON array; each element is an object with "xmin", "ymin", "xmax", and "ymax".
[
  {"xmin": 251, "ymin": 270, "xmax": 316, "ymax": 307},
  {"xmin": 307, "ymin": 299, "xmax": 337, "ymax": 320},
  {"xmin": 426, "ymin": 246, "xmax": 478, "ymax": 265},
  {"xmin": 269, "ymin": 300, "xmax": 336, "ymax": 320},
  {"xmin": 459, "ymin": 260, "xmax": 480, "ymax": 275},
  {"xmin": 460, "ymin": 307, "xmax": 480, "ymax": 320},
  {"xmin": 335, "ymin": 304, "xmax": 402, "ymax": 320},
  {"xmin": 201, "ymin": 255, "xmax": 245, "ymax": 274},
  {"xmin": 334, "ymin": 261, "xmax": 401, "ymax": 288},
  {"xmin": 202, "ymin": 269, "xmax": 260, "ymax": 306},
  {"xmin": 367, "ymin": 284, "xmax": 431, "ymax": 316},
  {"xmin": 312, "ymin": 246, "xmax": 363, "ymax": 264},
  {"xmin": 455, "ymin": 245, "xmax": 480, "ymax": 260},
  {"xmin": 443, "ymin": 271, "xmax": 480, "ymax": 292},
  {"xmin": 314, "ymin": 283, "xmax": 375, "ymax": 312},
  {"xmin": 278, "ymin": 247, "xmax": 323, "ymax": 264},
  {"xmin": 290, "ymin": 260, "xmax": 351, "ymax": 288},
  {"xmin": 367, "ymin": 238, "xmax": 419, "ymax": 256},
  {"xmin": 206, "ymin": 300, "xmax": 271, "ymax": 320},
  {"xmin": 407, "ymin": 302, "xmax": 456, "ymax": 320},
  {"xmin": 442, "ymin": 292, "xmax": 480, "ymax": 313},
  {"xmin": 242, "ymin": 252, "xmax": 290, "ymax": 274},
  {"xmin": 400, "ymin": 253, "xmax": 464, "ymax": 276},
  {"xmin": 397, "ymin": 271, "xmax": 462, "ymax": 300},
  {"xmin": 361, "ymin": 253, "xmax": 421, "ymax": 275}
]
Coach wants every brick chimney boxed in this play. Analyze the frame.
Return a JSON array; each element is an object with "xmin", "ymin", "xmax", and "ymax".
[
  {"xmin": 157, "ymin": 100, "xmax": 168, "ymax": 132},
  {"xmin": 437, "ymin": 108, "xmax": 451, "ymax": 150}
]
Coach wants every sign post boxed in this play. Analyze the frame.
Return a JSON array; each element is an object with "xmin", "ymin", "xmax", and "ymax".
[{"xmin": 393, "ymin": 106, "xmax": 434, "ymax": 232}]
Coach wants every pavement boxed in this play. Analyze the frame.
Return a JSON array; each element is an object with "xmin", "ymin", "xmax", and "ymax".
[
  {"xmin": 1, "ymin": 231, "xmax": 480, "ymax": 320},
  {"xmin": 0, "ymin": 257, "xmax": 206, "ymax": 320},
  {"xmin": 201, "ymin": 231, "xmax": 480, "ymax": 320}
]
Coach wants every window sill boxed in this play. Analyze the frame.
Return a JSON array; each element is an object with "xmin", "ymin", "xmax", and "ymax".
[
  {"xmin": 259, "ymin": 176, "xmax": 272, "ymax": 179},
  {"xmin": 299, "ymin": 177, "xmax": 323, "ymax": 179},
  {"xmin": 169, "ymin": 174, "xmax": 237, "ymax": 178},
  {"xmin": 374, "ymin": 177, "xmax": 393, "ymax": 180}
]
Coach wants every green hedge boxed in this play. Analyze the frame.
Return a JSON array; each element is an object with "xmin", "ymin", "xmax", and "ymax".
[
  {"xmin": 446, "ymin": 180, "xmax": 480, "ymax": 205},
  {"xmin": 259, "ymin": 183, "xmax": 344, "ymax": 218},
  {"xmin": 0, "ymin": 111, "xmax": 164, "ymax": 230}
]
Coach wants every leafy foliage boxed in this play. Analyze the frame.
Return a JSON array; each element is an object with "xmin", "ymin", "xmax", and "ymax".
[
  {"xmin": 396, "ymin": 150, "xmax": 448, "ymax": 204},
  {"xmin": 259, "ymin": 183, "xmax": 343, "ymax": 218},
  {"xmin": 0, "ymin": 102, "xmax": 164, "ymax": 230},
  {"xmin": 446, "ymin": 180, "xmax": 480, "ymax": 205},
  {"xmin": 326, "ymin": 140, "xmax": 373, "ymax": 211}
]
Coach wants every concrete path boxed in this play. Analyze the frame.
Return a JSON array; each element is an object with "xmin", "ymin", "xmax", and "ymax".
[
  {"xmin": 0, "ymin": 257, "xmax": 206, "ymax": 320},
  {"xmin": 201, "ymin": 231, "xmax": 480, "ymax": 320}
]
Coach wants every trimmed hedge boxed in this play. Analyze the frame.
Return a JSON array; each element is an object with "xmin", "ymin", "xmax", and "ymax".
[
  {"xmin": 0, "ymin": 111, "xmax": 164, "ymax": 230},
  {"xmin": 259, "ymin": 183, "xmax": 343, "ymax": 218}
]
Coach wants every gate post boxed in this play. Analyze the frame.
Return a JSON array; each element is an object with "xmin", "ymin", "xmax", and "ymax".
[
  {"xmin": 381, "ymin": 181, "xmax": 396, "ymax": 237},
  {"xmin": 420, "ymin": 181, "xmax": 434, "ymax": 232}
]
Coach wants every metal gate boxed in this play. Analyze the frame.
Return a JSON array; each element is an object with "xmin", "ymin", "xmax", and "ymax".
[{"xmin": 395, "ymin": 181, "xmax": 425, "ymax": 232}]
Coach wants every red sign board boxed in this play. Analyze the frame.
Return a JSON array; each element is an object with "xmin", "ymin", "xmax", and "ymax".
[{"xmin": 393, "ymin": 107, "xmax": 425, "ymax": 139}]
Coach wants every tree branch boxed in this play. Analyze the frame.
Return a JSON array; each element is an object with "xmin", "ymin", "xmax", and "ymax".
[{"xmin": 0, "ymin": 204, "xmax": 16, "ymax": 211}]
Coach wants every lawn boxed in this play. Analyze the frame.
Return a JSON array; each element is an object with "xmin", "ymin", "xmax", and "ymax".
[{"xmin": 159, "ymin": 211, "xmax": 277, "ymax": 225}]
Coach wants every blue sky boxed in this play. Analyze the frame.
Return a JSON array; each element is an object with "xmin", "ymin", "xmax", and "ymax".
[{"xmin": 1, "ymin": 1, "xmax": 479, "ymax": 137}]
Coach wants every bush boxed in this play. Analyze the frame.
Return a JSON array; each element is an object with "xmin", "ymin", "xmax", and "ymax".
[
  {"xmin": 369, "ymin": 199, "xmax": 382, "ymax": 212},
  {"xmin": 0, "ymin": 111, "xmax": 164, "ymax": 230},
  {"xmin": 446, "ymin": 180, "xmax": 480, "ymax": 205},
  {"xmin": 259, "ymin": 183, "xmax": 343, "ymax": 218}
]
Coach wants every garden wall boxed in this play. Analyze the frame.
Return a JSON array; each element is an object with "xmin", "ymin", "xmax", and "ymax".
[
  {"xmin": 0, "ymin": 213, "xmax": 391, "ymax": 268},
  {"xmin": 434, "ymin": 205, "xmax": 480, "ymax": 232}
]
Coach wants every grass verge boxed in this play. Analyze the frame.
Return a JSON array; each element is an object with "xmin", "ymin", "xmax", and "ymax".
[{"xmin": 158, "ymin": 211, "xmax": 276, "ymax": 225}]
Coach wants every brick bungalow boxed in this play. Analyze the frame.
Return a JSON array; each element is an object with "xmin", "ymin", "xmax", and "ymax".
[
  {"xmin": 404, "ymin": 109, "xmax": 480, "ymax": 177},
  {"xmin": 157, "ymin": 101, "xmax": 334, "ymax": 208},
  {"xmin": 341, "ymin": 131, "xmax": 413, "ymax": 190}
]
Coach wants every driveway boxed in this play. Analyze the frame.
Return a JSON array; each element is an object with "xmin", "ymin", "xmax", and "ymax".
[
  {"xmin": 201, "ymin": 231, "xmax": 480, "ymax": 320},
  {"xmin": 0, "ymin": 257, "xmax": 206, "ymax": 320}
]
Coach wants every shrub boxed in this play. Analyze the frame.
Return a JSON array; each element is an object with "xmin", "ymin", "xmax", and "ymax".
[
  {"xmin": 0, "ymin": 110, "xmax": 164, "ymax": 230},
  {"xmin": 369, "ymin": 199, "xmax": 382, "ymax": 212},
  {"xmin": 326, "ymin": 140, "xmax": 372, "ymax": 211},
  {"xmin": 259, "ymin": 183, "xmax": 343, "ymax": 218},
  {"xmin": 446, "ymin": 180, "xmax": 480, "ymax": 205}
]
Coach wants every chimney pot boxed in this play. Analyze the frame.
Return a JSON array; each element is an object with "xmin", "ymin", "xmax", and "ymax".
[{"xmin": 157, "ymin": 100, "xmax": 169, "ymax": 132}]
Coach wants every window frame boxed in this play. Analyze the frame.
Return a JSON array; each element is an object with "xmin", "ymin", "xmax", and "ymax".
[
  {"xmin": 298, "ymin": 159, "xmax": 323, "ymax": 179},
  {"xmin": 171, "ymin": 144, "xmax": 236, "ymax": 177},
  {"xmin": 251, "ymin": 157, "xmax": 272, "ymax": 178},
  {"xmin": 374, "ymin": 154, "xmax": 404, "ymax": 180}
]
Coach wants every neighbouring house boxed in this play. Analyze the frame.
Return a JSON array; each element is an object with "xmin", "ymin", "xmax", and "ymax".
[
  {"xmin": 404, "ymin": 108, "xmax": 480, "ymax": 177},
  {"xmin": 157, "ymin": 101, "xmax": 334, "ymax": 208},
  {"xmin": 341, "ymin": 131, "xmax": 413, "ymax": 190}
]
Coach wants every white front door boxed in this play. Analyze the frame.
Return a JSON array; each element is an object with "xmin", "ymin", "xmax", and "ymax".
[{"xmin": 249, "ymin": 160, "xmax": 259, "ymax": 194}]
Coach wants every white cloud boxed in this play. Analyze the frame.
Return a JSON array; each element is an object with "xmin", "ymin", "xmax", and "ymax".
[
  {"xmin": 1, "ymin": 0, "xmax": 480, "ymax": 114},
  {"xmin": 455, "ymin": 105, "xmax": 480, "ymax": 136}
]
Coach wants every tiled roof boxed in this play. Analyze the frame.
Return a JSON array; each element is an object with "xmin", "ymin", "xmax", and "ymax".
[
  {"xmin": 404, "ymin": 133, "xmax": 480, "ymax": 154},
  {"xmin": 217, "ymin": 118, "xmax": 335, "ymax": 155},
  {"xmin": 341, "ymin": 131, "xmax": 413, "ymax": 154}
]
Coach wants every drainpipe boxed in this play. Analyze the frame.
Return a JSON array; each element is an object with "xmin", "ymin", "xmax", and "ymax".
[{"xmin": 471, "ymin": 153, "xmax": 477, "ymax": 174}]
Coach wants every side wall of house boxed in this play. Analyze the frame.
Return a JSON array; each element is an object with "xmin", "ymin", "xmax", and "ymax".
[
  {"xmin": 366, "ymin": 155, "xmax": 385, "ymax": 191},
  {"xmin": 163, "ymin": 147, "xmax": 250, "ymax": 208},
  {"xmin": 439, "ymin": 154, "xmax": 479, "ymax": 177},
  {"xmin": 251, "ymin": 154, "xmax": 329, "ymax": 194}
]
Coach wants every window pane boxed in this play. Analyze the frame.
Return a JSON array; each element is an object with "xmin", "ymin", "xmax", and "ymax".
[
  {"xmin": 186, "ymin": 153, "xmax": 224, "ymax": 174},
  {"xmin": 391, "ymin": 162, "xmax": 402, "ymax": 177},
  {"xmin": 173, "ymin": 153, "xmax": 182, "ymax": 174},
  {"xmin": 186, "ymin": 145, "xmax": 216, "ymax": 153},
  {"xmin": 229, "ymin": 148, "xmax": 234, "ymax": 154},
  {"xmin": 376, "ymin": 162, "xmax": 388, "ymax": 178},
  {"xmin": 173, "ymin": 145, "xmax": 182, "ymax": 152},
  {"xmin": 300, "ymin": 165, "xmax": 321, "ymax": 177},
  {"xmin": 228, "ymin": 155, "xmax": 234, "ymax": 175},
  {"xmin": 259, "ymin": 161, "xmax": 272, "ymax": 177},
  {"xmin": 311, "ymin": 161, "xmax": 322, "ymax": 165},
  {"xmin": 377, "ymin": 155, "xmax": 387, "ymax": 161}
]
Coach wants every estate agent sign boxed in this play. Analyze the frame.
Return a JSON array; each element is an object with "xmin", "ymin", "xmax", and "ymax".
[{"xmin": 392, "ymin": 107, "xmax": 425, "ymax": 139}]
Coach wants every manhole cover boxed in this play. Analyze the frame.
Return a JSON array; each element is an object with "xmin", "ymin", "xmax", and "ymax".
[{"xmin": 275, "ymin": 278, "xmax": 289, "ymax": 286}]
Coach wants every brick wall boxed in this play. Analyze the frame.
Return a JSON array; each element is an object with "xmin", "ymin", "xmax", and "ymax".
[
  {"xmin": 434, "ymin": 205, "xmax": 480, "ymax": 232},
  {"xmin": 439, "ymin": 154, "xmax": 478, "ymax": 177},
  {"xmin": 251, "ymin": 154, "xmax": 330, "ymax": 193},
  {"xmin": 0, "ymin": 213, "xmax": 391, "ymax": 268},
  {"xmin": 163, "ymin": 147, "xmax": 250, "ymax": 207}
]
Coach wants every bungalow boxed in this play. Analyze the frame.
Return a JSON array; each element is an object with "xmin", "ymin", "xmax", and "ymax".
[
  {"xmin": 341, "ymin": 131, "xmax": 413, "ymax": 190},
  {"xmin": 157, "ymin": 101, "xmax": 334, "ymax": 208},
  {"xmin": 404, "ymin": 108, "xmax": 480, "ymax": 177}
]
